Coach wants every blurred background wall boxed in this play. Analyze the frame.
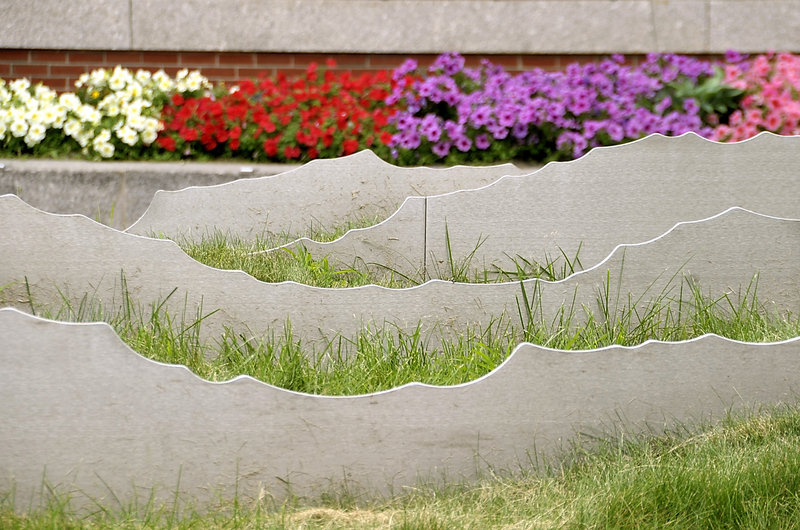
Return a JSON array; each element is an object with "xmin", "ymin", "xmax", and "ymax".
[{"xmin": 2, "ymin": 0, "xmax": 799, "ymax": 90}]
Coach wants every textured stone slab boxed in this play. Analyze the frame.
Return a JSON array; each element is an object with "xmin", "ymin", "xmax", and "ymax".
[
  {"xmin": 6, "ymin": 0, "xmax": 798, "ymax": 54},
  {"xmin": 130, "ymin": 0, "xmax": 654, "ymax": 53},
  {"xmin": 3, "ymin": 307, "xmax": 799, "ymax": 509},
  {"xmin": 710, "ymin": 1, "xmax": 800, "ymax": 52},
  {"xmin": 292, "ymin": 133, "xmax": 800, "ymax": 279},
  {"xmin": 2, "ymin": 195, "xmax": 798, "ymax": 350},
  {"xmin": 126, "ymin": 150, "xmax": 524, "ymax": 242},
  {"xmin": 0, "ymin": 0, "xmax": 130, "ymax": 49}
]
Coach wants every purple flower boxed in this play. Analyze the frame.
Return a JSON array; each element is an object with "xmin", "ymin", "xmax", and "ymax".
[
  {"xmin": 655, "ymin": 96, "xmax": 673, "ymax": 114},
  {"xmin": 454, "ymin": 135, "xmax": 472, "ymax": 152},
  {"xmin": 470, "ymin": 105, "xmax": 494, "ymax": 127},
  {"xmin": 392, "ymin": 58, "xmax": 418, "ymax": 81},
  {"xmin": 724, "ymin": 50, "xmax": 749, "ymax": 64},
  {"xmin": 432, "ymin": 141, "xmax": 452, "ymax": 158},
  {"xmin": 496, "ymin": 105, "xmax": 517, "ymax": 127},
  {"xmin": 606, "ymin": 122, "xmax": 625, "ymax": 142},
  {"xmin": 682, "ymin": 98, "xmax": 700, "ymax": 115},
  {"xmin": 512, "ymin": 122, "xmax": 528, "ymax": 139},
  {"xmin": 488, "ymin": 123, "xmax": 509, "ymax": 140},
  {"xmin": 430, "ymin": 52, "xmax": 465, "ymax": 76},
  {"xmin": 475, "ymin": 133, "xmax": 491, "ymax": 150}
]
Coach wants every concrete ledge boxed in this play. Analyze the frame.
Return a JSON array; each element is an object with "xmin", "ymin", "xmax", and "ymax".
[
  {"xmin": 0, "ymin": 159, "xmax": 299, "ymax": 229},
  {"xmin": 2, "ymin": 0, "xmax": 799, "ymax": 54}
]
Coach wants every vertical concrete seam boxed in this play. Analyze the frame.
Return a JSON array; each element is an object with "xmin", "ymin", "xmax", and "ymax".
[
  {"xmin": 422, "ymin": 196, "xmax": 428, "ymax": 280},
  {"xmin": 128, "ymin": 0, "xmax": 134, "ymax": 49},
  {"xmin": 649, "ymin": 0, "xmax": 660, "ymax": 51}
]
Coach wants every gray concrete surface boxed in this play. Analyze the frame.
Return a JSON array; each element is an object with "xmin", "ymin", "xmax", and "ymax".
[
  {"xmin": 4, "ymin": 307, "xmax": 800, "ymax": 509},
  {"xmin": 2, "ymin": 0, "xmax": 798, "ymax": 53},
  {"xmin": 0, "ymin": 158, "xmax": 299, "ymax": 229}
]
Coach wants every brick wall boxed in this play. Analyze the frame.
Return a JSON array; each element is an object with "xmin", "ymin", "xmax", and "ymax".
[{"xmin": 0, "ymin": 49, "xmax": 663, "ymax": 92}]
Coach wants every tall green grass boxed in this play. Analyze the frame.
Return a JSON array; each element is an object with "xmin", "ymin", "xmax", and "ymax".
[
  {"xmin": 24, "ymin": 271, "xmax": 800, "ymax": 396},
  {"xmin": 4, "ymin": 404, "xmax": 800, "ymax": 528}
]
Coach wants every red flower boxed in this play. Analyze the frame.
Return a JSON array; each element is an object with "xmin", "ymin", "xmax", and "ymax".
[
  {"xmin": 171, "ymin": 93, "xmax": 184, "ymax": 106},
  {"xmin": 342, "ymin": 138, "xmax": 359, "ymax": 155},
  {"xmin": 284, "ymin": 145, "xmax": 301, "ymax": 159},
  {"xmin": 179, "ymin": 127, "xmax": 198, "ymax": 142},
  {"xmin": 157, "ymin": 136, "xmax": 176, "ymax": 152},
  {"xmin": 263, "ymin": 137, "xmax": 279, "ymax": 157}
]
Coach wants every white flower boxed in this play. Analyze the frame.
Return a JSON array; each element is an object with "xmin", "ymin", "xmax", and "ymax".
[
  {"xmin": 94, "ymin": 129, "xmax": 111, "ymax": 143},
  {"xmin": 41, "ymin": 105, "xmax": 61, "ymax": 127},
  {"xmin": 10, "ymin": 78, "xmax": 30, "ymax": 94},
  {"xmin": 101, "ymin": 95, "xmax": 120, "ymax": 117},
  {"xmin": 26, "ymin": 108, "xmax": 44, "ymax": 123},
  {"xmin": 24, "ymin": 98, "xmax": 39, "ymax": 112},
  {"xmin": 126, "ymin": 113, "xmax": 146, "ymax": 131},
  {"xmin": 10, "ymin": 119, "xmax": 28, "ymax": 137},
  {"xmin": 78, "ymin": 104, "xmax": 101, "ymax": 124},
  {"xmin": 0, "ymin": 87, "xmax": 10, "ymax": 104},
  {"xmin": 58, "ymin": 93, "xmax": 81, "ymax": 111},
  {"xmin": 34, "ymin": 84, "xmax": 56, "ymax": 102},
  {"xmin": 0, "ymin": 121, "xmax": 6, "ymax": 140},
  {"xmin": 153, "ymin": 70, "xmax": 173, "ymax": 92},
  {"xmin": 76, "ymin": 132, "xmax": 90, "ymax": 147},
  {"xmin": 108, "ymin": 66, "xmax": 129, "ymax": 91},
  {"xmin": 126, "ymin": 80, "xmax": 143, "ymax": 99},
  {"xmin": 95, "ymin": 141, "xmax": 115, "ymax": 158},
  {"xmin": 144, "ymin": 117, "xmax": 162, "ymax": 131},
  {"xmin": 8, "ymin": 107, "xmax": 25, "ymax": 121},
  {"xmin": 15, "ymin": 90, "xmax": 31, "ymax": 104},
  {"xmin": 64, "ymin": 119, "xmax": 82, "ymax": 138},
  {"xmin": 135, "ymin": 69, "xmax": 151, "ymax": 84},
  {"xmin": 75, "ymin": 73, "xmax": 89, "ymax": 88},
  {"xmin": 115, "ymin": 125, "xmax": 139, "ymax": 146},
  {"xmin": 124, "ymin": 100, "xmax": 144, "ymax": 118},
  {"xmin": 141, "ymin": 127, "xmax": 157, "ymax": 145},
  {"xmin": 89, "ymin": 68, "xmax": 107, "ymax": 85},
  {"xmin": 24, "ymin": 122, "xmax": 46, "ymax": 146}
]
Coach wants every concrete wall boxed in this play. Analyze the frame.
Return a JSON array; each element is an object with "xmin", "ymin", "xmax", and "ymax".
[{"xmin": 3, "ymin": 1, "xmax": 799, "ymax": 55}]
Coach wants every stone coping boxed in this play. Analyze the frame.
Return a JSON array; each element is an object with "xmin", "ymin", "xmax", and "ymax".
[{"xmin": 2, "ymin": 1, "xmax": 799, "ymax": 54}]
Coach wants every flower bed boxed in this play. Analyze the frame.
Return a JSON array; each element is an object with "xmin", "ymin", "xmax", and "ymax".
[{"xmin": 1, "ymin": 52, "xmax": 799, "ymax": 164}]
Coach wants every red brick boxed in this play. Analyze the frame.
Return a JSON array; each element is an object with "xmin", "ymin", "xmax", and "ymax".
[
  {"xmin": 562, "ymin": 54, "xmax": 603, "ymax": 66},
  {"xmin": 31, "ymin": 50, "xmax": 69, "ymax": 63},
  {"xmin": 0, "ymin": 64, "xmax": 10, "ymax": 76},
  {"xmin": 196, "ymin": 67, "xmax": 235, "ymax": 77},
  {"xmin": 68, "ymin": 51, "xmax": 104, "ymax": 63},
  {"xmin": 159, "ymin": 66, "xmax": 182, "ymax": 77},
  {"xmin": 463, "ymin": 54, "xmax": 520, "ymax": 69},
  {"xmin": 255, "ymin": 53, "xmax": 294, "ymax": 67},
  {"xmin": 13, "ymin": 64, "xmax": 48, "ymax": 76},
  {"xmin": 237, "ymin": 67, "xmax": 273, "ymax": 79},
  {"xmin": 276, "ymin": 68, "xmax": 314, "ymax": 79},
  {"xmin": 45, "ymin": 79, "xmax": 71, "ymax": 91},
  {"xmin": 218, "ymin": 52, "xmax": 255, "ymax": 66},
  {"xmin": 296, "ymin": 53, "xmax": 369, "ymax": 68},
  {"xmin": 180, "ymin": 52, "xmax": 218, "ymax": 65},
  {"xmin": 520, "ymin": 55, "xmax": 560, "ymax": 70},
  {"xmin": 369, "ymin": 54, "xmax": 435, "ymax": 67},
  {"xmin": 0, "ymin": 50, "xmax": 30, "ymax": 62},
  {"xmin": 142, "ymin": 51, "xmax": 181, "ymax": 65},
  {"xmin": 105, "ymin": 51, "xmax": 144, "ymax": 64},
  {"xmin": 51, "ymin": 65, "xmax": 92, "ymax": 75},
  {"xmin": 29, "ymin": 76, "xmax": 62, "ymax": 86}
]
